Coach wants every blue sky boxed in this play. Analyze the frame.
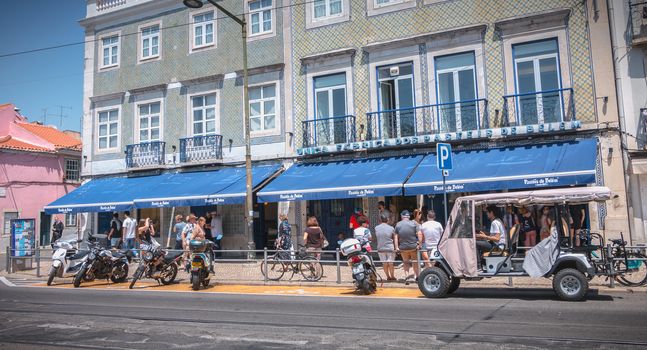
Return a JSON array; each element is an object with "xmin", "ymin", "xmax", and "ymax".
[{"xmin": 0, "ymin": 1, "xmax": 85, "ymax": 131}]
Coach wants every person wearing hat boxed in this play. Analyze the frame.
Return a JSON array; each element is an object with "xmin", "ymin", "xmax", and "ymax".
[{"xmin": 394, "ymin": 210, "xmax": 423, "ymax": 283}]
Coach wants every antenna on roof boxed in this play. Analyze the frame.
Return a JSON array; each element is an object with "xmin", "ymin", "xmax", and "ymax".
[{"xmin": 53, "ymin": 106, "xmax": 72, "ymax": 129}]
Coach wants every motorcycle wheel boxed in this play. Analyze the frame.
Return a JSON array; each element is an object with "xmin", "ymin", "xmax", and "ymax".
[
  {"xmin": 73, "ymin": 267, "xmax": 87, "ymax": 288},
  {"xmin": 47, "ymin": 266, "xmax": 58, "ymax": 286},
  {"xmin": 368, "ymin": 270, "xmax": 377, "ymax": 294},
  {"xmin": 160, "ymin": 263, "xmax": 178, "ymax": 285},
  {"xmin": 129, "ymin": 264, "xmax": 146, "ymax": 289},
  {"xmin": 110, "ymin": 262, "xmax": 129, "ymax": 283},
  {"xmin": 360, "ymin": 278, "xmax": 372, "ymax": 295},
  {"xmin": 191, "ymin": 272, "xmax": 201, "ymax": 291},
  {"xmin": 83, "ymin": 269, "xmax": 96, "ymax": 282}
]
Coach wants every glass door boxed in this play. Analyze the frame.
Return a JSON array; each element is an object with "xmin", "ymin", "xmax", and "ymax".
[
  {"xmin": 513, "ymin": 39, "xmax": 562, "ymax": 125},
  {"xmin": 314, "ymin": 73, "xmax": 347, "ymax": 145},
  {"xmin": 378, "ymin": 63, "xmax": 415, "ymax": 138},
  {"xmin": 435, "ymin": 52, "xmax": 477, "ymax": 133}
]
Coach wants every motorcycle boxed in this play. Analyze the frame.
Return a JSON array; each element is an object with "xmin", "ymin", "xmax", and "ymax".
[
  {"xmin": 47, "ymin": 239, "xmax": 89, "ymax": 286},
  {"xmin": 340, "ymin": 237, "xmax": 378, "ymax": 295},
  {"xmin": 129, "ymin": 242, "xmax": 183, "ymax": 289},
  {"xmin": 188, "ymin": 239, "xmax": 213, "ymax": 291},
  {"xmin": 73, "ymin": 236, "xmax": 132, "ymax": 288}
]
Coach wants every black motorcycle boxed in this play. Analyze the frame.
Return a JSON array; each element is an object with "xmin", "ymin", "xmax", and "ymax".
[
  {"xmin": 129, "ymin": 243, "xmax": 183, "ymax": 289},
  {"xmin": 73, "ymin": 236, "xmax": 132, "ymax": 288}
]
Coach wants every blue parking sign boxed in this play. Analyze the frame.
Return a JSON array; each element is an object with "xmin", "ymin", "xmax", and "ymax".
[{"xmin": 436, "ymin": 143, "xmax": 453, "ymax": 171}]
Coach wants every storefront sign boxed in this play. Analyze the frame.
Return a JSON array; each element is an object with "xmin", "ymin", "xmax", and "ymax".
[{"xmin": 297, "ymin": 120, "xmax": 582, "ymax": 156}]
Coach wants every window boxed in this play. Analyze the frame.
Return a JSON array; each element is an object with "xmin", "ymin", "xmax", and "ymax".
[
  {"xmin": 64, "ymin": 159, "xmax": 80, "ymax": 182},
  {"xmin": 314, "ymin": 0, "xmax": 342, "ymax": 19},
  {"xmin": 97, "ymin": 109, "xmax": 119, "ymax": 150},
  {"xmin": 314, "ymin": 73, "xmax": 347, "ymax": 144},
  {"xmin": 191, "ymin": 94, "xmax": 218, "ymax": 136},
  {"xmin": 192, "ymin": 11, "xmax": 214, "ymax": 49},
  {"xmin": 249, "ymin": 84, "xmax": 277, "ymax": 133},
  {"xmin": 65, "ymin": 213, "xmax": 77, "ymax": 227},
  {"xmin": 376, "ymin": 0, "xmax": 399, "ymax": 5},
  {"xmin": 249, "ymin": 0, "xmax": 272, "ymax": 35},
  {"xmin": 140, "ymin": 24, "xmax": 160, "ymax": 60},
  {"xmin": 367, "ymin": 0, "xmax": 414, "ymax": 16},
  {"xmin": 3, "ymin": 212, "xmax": 18, "ymax": 235},
  {"xmin": 513, "ymin": 39, "xmax": 562, "ymax": 125},
  {"xmin": 377, "ymin": 63, "xmax": 415, "ymax": 138},
  {"xmin": 138, "ymin": 102, "xmax": 161, "ymax": 142},
  {"xmin": 435, "ymin": 52, "xmax": 478, "ymax": 132},
  {"xmin": 100, "ymin": 35, "xmax": 119, "ymax": 68}
]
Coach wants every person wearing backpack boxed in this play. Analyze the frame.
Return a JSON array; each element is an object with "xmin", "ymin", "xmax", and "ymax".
[{"xmin": 107, "ymin": 212, "xmax": 123, "ymax": 248}]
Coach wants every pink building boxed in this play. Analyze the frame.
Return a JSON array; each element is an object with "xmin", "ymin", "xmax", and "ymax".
[{"xmin": 0, "ymin": 103, "xmax": 82, "ymax": 250}]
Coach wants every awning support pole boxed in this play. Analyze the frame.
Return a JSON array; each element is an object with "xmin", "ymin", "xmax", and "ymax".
[{"xmin": 166, "ymin": 207, "xmax": 175, "ymax": 248}]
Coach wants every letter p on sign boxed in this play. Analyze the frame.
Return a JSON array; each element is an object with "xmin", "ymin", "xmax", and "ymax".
[{"xmin": 436, "ymin": 143, "xmax": 453, "ymax": 171}]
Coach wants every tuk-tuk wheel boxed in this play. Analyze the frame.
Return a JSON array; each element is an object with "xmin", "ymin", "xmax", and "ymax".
[
  {"xmin": 418, "ymin": 267, "xmax": 450, "ymax": 298},
  {"xmin": 553, "ymin": 268, "xmax": 589, "ymax": 301},
  {"xmin": 448, "ymin": 277, "xmax": 461, "ymax": 294}
]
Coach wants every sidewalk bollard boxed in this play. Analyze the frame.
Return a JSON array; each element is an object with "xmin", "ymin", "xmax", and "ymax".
[
  {"xmin": 36, "ymin": 246, "xmax": 41, "ymax": 277},
  {"xmin": 508, "ymin": 276, "xmax": 513, "ymax": 287},
  {"xmin": 336, "ymin": 248, "xmax": 341, "ymax": 284},
  {"xmin": 263, "ymin": 248, "xmax": 268, "ymax": 283}
]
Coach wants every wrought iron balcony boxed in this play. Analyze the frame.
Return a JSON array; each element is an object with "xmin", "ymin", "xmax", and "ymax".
[
  {"xmin": 365, "ymin": 99, "xmax": 489, "ymax": 140},
  {"xmin": 502, "ymin": 88, "xmax": 574, "ymax": 127},
  {"xmin": 630, "ymin": 1, "xmax": 647, "ymax": 46},
  {"xmin": 179, "ymin": 134, "xmax": 223, "ymax": 163},
  {"xmin": 302, "ymin": 115, "xmax": 356, "ymax": 148},
  {"xmin": 125, "ymin": 141, "xmax": 165, "ymax": 168}
]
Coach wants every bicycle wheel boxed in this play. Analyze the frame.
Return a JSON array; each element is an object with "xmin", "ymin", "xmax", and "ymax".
[
  {"xmin": 299, "ymin": 257, "xmax": 323, "ymax": 281},
  {"xmin": 260, "ymin": 256, "xmax": 285, "ymax": 281},
  {"xmin": 616, "ymin": 253, "xmax": 647, "ymax": 287}
]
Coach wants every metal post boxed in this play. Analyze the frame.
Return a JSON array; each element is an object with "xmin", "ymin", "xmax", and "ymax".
[
  {"xmin": 5, "ymin": 246, "xmax": 9, "ymax": 273},
  {"xmin": 36, "ymin": 246, "xmax": 40, "ymax": 277},
  {"xmin": 240, "ymin": 16, "xmax": 255, "ymax": 261},
  {"xmin": 416, "ymin": 248, "xmax": 422, "ymax": 269},
  {"xmin": 442, "ymin": 172, "xmax": 448, "ymax": 225},
  {"xmin": 263, "ymin": 248, "xmax": 268, "ymax": 283},
  {"xmin": 336, "ymin": 248, "xmax": 341, "ymax": 284},
  {"xmin": 508, "ymin": 276, "xmax": 513, "ymax": 287}
]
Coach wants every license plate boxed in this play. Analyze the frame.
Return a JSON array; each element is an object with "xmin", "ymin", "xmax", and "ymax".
[
  {"xmin": 191, "ymin": 262, "xmax": 202, "ymax": 268},
  {"xmin": 352, "ymin": 265, "xmax": 364, "ymax": 274}
]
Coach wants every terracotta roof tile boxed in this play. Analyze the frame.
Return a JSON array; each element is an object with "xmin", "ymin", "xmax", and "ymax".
[
  {"xmin": 17, "ymin": 122, "xmax": 82, "ymax": 151},
  {"xmin": 0, "ymin": 137, "xmax": 53, "ymax": 153}
]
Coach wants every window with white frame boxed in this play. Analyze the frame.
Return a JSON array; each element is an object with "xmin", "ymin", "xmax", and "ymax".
[
  {"xmin": 367, "ymin": 0, "xmax": 415, "ymax": 16},
  {"xmin": 138, "ymin": 102, "xmax": 161, "ymax": 142},
  {"xmin": 314, "ymin": 0, "xmax": 343, "ymax": 19},
  {"xmin": 97, "ymin": 109, "xmax": 119, "ymax": 150},
  {"xmin": 140, "ymin": 24, "xmax": 160, "ymax": 60},
  {"xmin": 435, "ymin": 52, "xmax": 478, "ymax": 133},
  {"xmin": 375, "ymin": 0, "xmax": 399, "ymax": 5},
  {"xmin": 191, "ymin": 94, "xmax": 218, "ymax": 136},
  {"xmin": 249, "ymin": 0, "xmax": 272, "ymax": 35},
  {"xmin": 101, "ymin": 35, "xmax": 119, "ymax": 68},
  {"xmin": 65, "ymin": 213, "xmax": 77, "ymax": 227},
  {"xmin": 64, "ymin": 159, "xmax": 80, "ymax": 182},
  {"xmin": 249, "ymin": 84, "xmax": 277, "ymax": 133},
  {"xmin": 3, "ymin": 212, "xmax": 18, "ymax": 235},
  {"xmin": 192, "ymin": 11, "xmax": 214, "ymax": 49},
  {"xmin": 313, "ymin": 73, "xmax": 348, "ymax": 145}
]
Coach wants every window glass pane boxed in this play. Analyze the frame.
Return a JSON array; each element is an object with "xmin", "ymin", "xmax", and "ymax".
[
  {"xmin": 263, "ymin": 11, "xmax": 272, "ymax": 31},
  {"xmin": 263, "ymin": 84, "xmax": 276, "ymax": 98},
  {"xmin": 513, "ymin": 39, "xmax": 558, "ymax": 59},
  {"xmin": 539, "ymin": 57, "xmax": 559, "ymax": 91},
  {"xmin": 264, "ymin": 100, "xmax": 275, "ymax": 115},
  {"xmin": 330, "ymin": 0, "xmax": 342, "ymax": 14},
  {"xmin": 316, "ymin": 90, "xmax": 330, "ymax": 118},
  {"xmin": 396, "ymin": 78, "xmax": 414, "ymax": 108},
  {"xmin": 458, "ymin": 69, "xmax": 476, "ymax": 101},
  {"xmin": 331, "ymin": 88, "xmax": 346, "ymax": 116},
  {"xmin": 140, "ymin": 130, "xmax": 148, "ymax": 141},
  {"xmin": 250, "ymin": 102, "xmax": 261, "ymax": 116},
  {"xmin": 99, "ymin": 138, "xmax": 107, "ymax": 149},
  {"xmin": 206, "ymin": 33, "xmax": 213, "ymax": 44},
  {"xmin": 140, "ymin": 118, "xmax": 149, "ymax": 129},
  {"xmin": 206, "ymin": 120, "xmax": 216, "ymax": 133},
  {"xmin": 194, "ymin": 122, "xmax": 203, "ymax": 135},
  {"xmin": 151, "ymin": 116, "xmax": 159, "ymax": 127},
  {"xmin": 261, "ymin": 0, "xmax": 272, "ymax": 7},
  {"xmin": 250, "ymin": 117, "xmax": 261, "ymax": 131},
  {"xmin": 250, "ymin": 0, "xmax": 260, "ymax": 10},
  {"xmin": 109, "ymin": 136, "xmax": 117, "ymax": 147},
  {"xmin": 139, "ymin": 105, "xmax": 148, "ymax": 115},
  {"xmin": 264, "ymin": 115, "xmax": 275, "ymax": 129},
  {"xmin": 99, "ymin": 112, "xmax": 108, "ymax": 123},
  {"xmin": 99, "ymin": 124, "xmax": 107, "ymax": 136},
  {"xmin": 249, "ymin": 87, "xmax": 262, "ymax": 100},
  {"xmin": 435, "ymin": 52, "xmax": 475, "ymax": 71},
  {"xmin": 314, "ymin": 73, "xmax": 345, "ymax": 89},
  {"xmin": 109, "ymin": 110, "xmax": 118, "ymax": 121},
  {"xmin": 205, "ymin": 108, "xmax": 216, "ymax": 120},
  {"xmin": 252, "ymin": 22, "xmax": 260, "ymax": 34},
  {"xmin": 516, "ymin": 61, "xmax": 536, "ymax": 94},
  {"xmin": 109, "ymin": 123, "xmax": 118, "ymax": 135},
  {"xmin": 103, "ymin": 48, "xmax": 109, "ymax": 66},
  {"xmin": 314, "ymin": 0, "xmax": 326, "ymax": 18},
  {"xmin": 438, "ymin": 72, "xmax": 455, "ymax": 103},
  {"xmin": 151, "ymin": 103, "xmax": 160, "ymax": 114},
  {"xmin": 193, "ymin": 110, "xmax": 203, "ymax": 121},
  {"xmin": 151, "ymin": 128, "xmax": 159, "ymax": 140},
  {"xmin": 192, "ymin": 96, "xmax": 203, "ymax": 107},
  {"xmin": 205, "ymin": 94, "xmax": 216, "ymax": 106}
]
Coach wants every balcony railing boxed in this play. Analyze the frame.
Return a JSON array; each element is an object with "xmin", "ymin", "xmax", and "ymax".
[
  {"xmin": 302, "ymin": 115, "xmax": 356, "ymax": 148},
  {"xmin": 96, "ymin": 0, "xmax": 126, "ymax": 11},
  {"xmin": 365, "ymin": 99, "xmax": 489, "ymax": 141},
  {"xmin": 125, "ymin": 141, "xmax": 165, "ymax": 168},
  {"xmin": 630, "ymin": 1, "xmax": 647, "ymax": 46},
  {"xmin": 179, "ymin": 134, "xmax": 223, "ymax": 163},
  {"xmin": 502, "ymin": 88, "xmax": 575, "ymax": 127}
]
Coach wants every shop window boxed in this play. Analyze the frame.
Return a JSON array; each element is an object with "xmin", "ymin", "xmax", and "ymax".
[
  {"xmin": 65, "ymin": 213, "xmax": 77, "ymax": 227},
  {"xmin": 65, "ymin": 159, "xmax": 80, "ymax": 182}
]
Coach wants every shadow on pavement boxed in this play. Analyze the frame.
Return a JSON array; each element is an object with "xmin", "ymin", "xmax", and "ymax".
[{"xmin": 449, "ymin": 287, "xmax": 615, "ymax": 301}]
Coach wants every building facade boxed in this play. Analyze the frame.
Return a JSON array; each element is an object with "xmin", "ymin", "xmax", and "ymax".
[
  {"xmin": 74, "ymin": 0, "xmax": 634, "ymax": 250},
  {"xmin": 0, "ymin": 104, "xmax": 82, "ymax": 251}
]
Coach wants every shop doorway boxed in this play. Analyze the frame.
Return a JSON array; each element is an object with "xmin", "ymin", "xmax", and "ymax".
[{"xmin": 308, "ymin": 198, "xmax": 361, "ymax": 246}]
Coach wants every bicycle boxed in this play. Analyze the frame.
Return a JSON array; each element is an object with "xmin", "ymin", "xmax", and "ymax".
[
  {"xmin": 260, "ymin": 245, "xmax": 323, "ymax": 282},
  {"xmin": 585, "ymin": 232, "xmax": 647, "ymax": 287}
]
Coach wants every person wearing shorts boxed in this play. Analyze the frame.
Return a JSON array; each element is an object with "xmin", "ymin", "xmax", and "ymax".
[
  {"xmin": 394, "ymin": 210, "xmax": 423, "ymax": 282},
  {"xmin": 375, "ymin": 213, "xmax": 396, "ymax": 281}
]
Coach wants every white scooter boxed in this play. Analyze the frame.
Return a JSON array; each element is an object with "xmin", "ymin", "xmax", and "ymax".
[{"xmin": 47, "ymin": 239, "xmax": 89, "ymax": 286}]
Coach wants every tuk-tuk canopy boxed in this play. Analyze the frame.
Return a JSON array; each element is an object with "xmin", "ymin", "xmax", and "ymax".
[{"xmin": 458, "ymin": 186, "xmax": 612, "ymax": 207}]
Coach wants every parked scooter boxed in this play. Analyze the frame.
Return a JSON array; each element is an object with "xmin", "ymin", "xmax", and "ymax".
[
  {"xmin": 129, "ymin": 242, "xmax": 183, "ymax": 289},
  {"xmin": 73, "ymin": 236, "xmax": 132, "ymax": 288},
  {"xmin": 340, "ymin": 237, "xmax": 378, "ymax": 294},
  {"xmin": 188, "ymin": 239, "xmax": 213, "ymax": 291},
  {"xmin": 47, "ymin": 239, "xmax": 89, "ymax": 286}
]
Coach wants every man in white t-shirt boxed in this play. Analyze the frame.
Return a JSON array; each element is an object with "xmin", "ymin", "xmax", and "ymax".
[
  {"xmin": 420, "ymin": 210, "xmax": 443, "ymax": 267},
  {"xmin": 476, "ymin": 205, "xmax": 507, "ymax": 256},
  {"xmin": 122, "ymin": 211, "xmax": 138, "ymax": 256}
]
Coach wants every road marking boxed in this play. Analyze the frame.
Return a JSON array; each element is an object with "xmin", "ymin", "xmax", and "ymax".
[
  {"xmin": 37, "ymin": 323, "xmax": 91, "ymax": 330},
  {"xmin": 0, "ymin": 277, "xmax": 16, "ymax": 287}
]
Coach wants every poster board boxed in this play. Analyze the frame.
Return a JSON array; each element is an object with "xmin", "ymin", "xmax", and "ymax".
[{"xmin": 11, "ymin": 218, "xmax": 35, "ymax": 257}]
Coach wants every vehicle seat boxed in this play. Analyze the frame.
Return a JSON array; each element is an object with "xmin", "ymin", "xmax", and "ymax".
[
  {"xmin": 164, "ymin": 250, "xmax": 183, "ymax": 262},
  {"xmin": 483, "ymin": 224, "xmax": 516, "ymax": 257}
]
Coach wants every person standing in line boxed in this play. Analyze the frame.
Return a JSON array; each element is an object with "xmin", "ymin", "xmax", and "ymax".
[
  {"xmin": 107, "ymin": 213, "xmax": 123, "ymax": 248},
  {"xmin": 387, "ymin": 203, "xmax": 398, "ymax": 227},
  {"xmin": 304, "ymin": 216, "xmax": 325, "ymax": 259},
  {"xmin": 349, "ymin": 208, "xmax": 364, "ymax": 230},
  {"xmin": 394, "ymin": 210, "xmax": 423, "ymax": 282},
  {"xmin": 375, "ymin": 213, "xmax": 396, "ymax": 281},
  {"xmin": 122, "ymin": 211, "xmax": 138, "ymax": 257},
  {"xmin": 413, "ymin": 209, "xmax": 423, "ymax": 225},
  {"xmin": 172, "ymin": 214, "xmax": 186, "ymax": 250},
  {"xmin": 203, "ymin": 212, "xmax": 213, "ymax": 241},
  {"xmin": 210, "ymin": 210, "xmax": 224, "ymax": 258},
  {"xmin": 377, "ymin": 201, "xmax": 391, "ymax": 224},
  {"xmin": 420, "ymin": 210, "xmax": 443, "ymax": 267},
  {"xmin": 276, "ymin": 213, "xmax": 292, "ymax": 261},
  {"xmin": 51, "ymin": 216, "xmax": 64, "ymax": 243}
]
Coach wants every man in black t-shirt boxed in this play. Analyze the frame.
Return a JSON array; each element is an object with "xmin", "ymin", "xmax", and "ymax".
[
  {"xmin": 51, "ymin": 217, "xmax": 64, "ymax": 243},
  {"xmin": 107, "ymin": 213, "xmax": 123, "ymax": 248}
]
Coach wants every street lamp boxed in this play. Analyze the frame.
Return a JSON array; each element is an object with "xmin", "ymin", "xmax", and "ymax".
[{"xmin": 183, "ymin": 0, "xmax": 255, "ymax": 256}]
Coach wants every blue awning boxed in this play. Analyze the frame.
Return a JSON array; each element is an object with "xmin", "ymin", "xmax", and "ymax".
[
  {"xmin": 133, "ymin": 164, "xmax": 281, "ymax": 208},
  {"xmin": 257, "ymin": 156, "xmax": 423, "ymax": 202},
  {"xmin": 404, "ymin": 139, "xmax": 598, "ymax": 195}
]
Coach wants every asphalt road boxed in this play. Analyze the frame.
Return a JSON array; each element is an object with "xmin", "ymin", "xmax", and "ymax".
[{"xmin": 0, "ymin": 281, "xmax": 646, "ymax": 349}]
